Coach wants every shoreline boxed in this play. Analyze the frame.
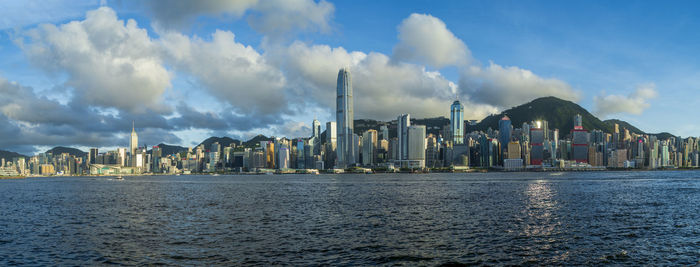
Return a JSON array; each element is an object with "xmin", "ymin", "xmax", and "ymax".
[{"xmin": 9, "ymin": 167, "xmax": 699, "ymax": 178}]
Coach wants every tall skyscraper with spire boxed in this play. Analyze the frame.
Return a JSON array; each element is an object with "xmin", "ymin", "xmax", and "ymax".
[
  {"xmin": 336, "ymin": 68, "xmax": 354, "ymax": 168},
  {"xmin": 450, "ymin": 100, "xmax": 464, "ymax": 144},
  {"xmin": 129, "ymin": 121, "xmax": 138, "ymax": 167}
]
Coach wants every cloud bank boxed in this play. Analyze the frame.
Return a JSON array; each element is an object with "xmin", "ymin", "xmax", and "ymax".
[
  {"xmin": 3, "ymin": 4, "xmax": 604, "ymax": 154},
  {"xmin": 594, "ymin": 84, "xmax": 658, "ymax": 117}
]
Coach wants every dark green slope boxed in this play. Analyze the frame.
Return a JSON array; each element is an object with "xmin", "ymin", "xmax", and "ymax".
[
  {"xmin": 242, "ymin": 135, "xmax": 273, "ymax": 147},
  {"xmin": 150, "ymin": 143, "xmax": 188, "ymax": 156},
  {"xmin": 468, "ymin": 97, "xmax": 613, "ymax": 134},
  {"xmin": 0, "ymin": 150, "xmax": 27, "ymax": 162},
  {"xmin": 198, "ymin": 137, "xmax": 241, "ymax": 149},
  {"xmin": 603, "ymin": 119, "xmax": 644, "ymax": 134},
  {"xmin": 46, "ymin": 146, "xmax": 87, "ymax": 158}
]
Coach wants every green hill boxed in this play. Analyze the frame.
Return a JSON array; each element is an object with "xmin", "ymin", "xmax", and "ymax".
[
  {"xmin": 242, "ymin": 135, "xmax": 273, "ymax": 147},
  {"xmin": 603, "ymin": 119, "xmax": 644, "ymax": 135},
  {"xmin": 150, "ymin": 143, "xmax": 188, "ymax": 156},
  {"xmin": 468, "ymin": 96, "xmax": 614, "ymax": 134},
  {"xmin": 0, "ymin": 150, "xmax": 27, "ymax": 162},
  {"xmin": 46, "ymin": 146, "xmax": 87, "ymax": 158},
  {"xmin": 197, "ymin": 137, "xmax": 241, "ymax": 149}
]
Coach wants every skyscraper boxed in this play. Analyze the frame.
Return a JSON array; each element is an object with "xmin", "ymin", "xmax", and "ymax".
[
  {"xmin": 574, "ymin": 114, "xmax": 583, "ymax": 128},
  {"xmin": 336, "ymin": 68, "xmax": 354, "ymax": 168},
  {"xmin": 397, "ymin": 114, "xmax": 410, "ymax": 160},
  {"xmin": 312, "ymin": 118, "xmax": 321, "ymax": 139},
  {"xmin": 498, "ymin": 115, "xmax": 512, "ymax": 158},
  {"xmin": 407, "ymin": 125, "xmax": 426, "ymax": 168},
  {"xmin": 450, "ymin": 100, "xmax": 464, "ymax": 144},
  {"xmin": 380, "ymin": 125, "xmax": 389, "ymax": 141},
  {"xmin": 362, "ymin": 130, "xmax": 378, "ymax": 166},
  {"xmin": 129, "ymin": 121, "xmax": 138, "ymax": 167},
  {"xmin": 89, "ymin": 148, "xmax": 98, "ymax": 165}
]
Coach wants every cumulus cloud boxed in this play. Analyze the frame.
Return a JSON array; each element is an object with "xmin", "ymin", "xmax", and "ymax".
[
  {"xmin": 160, "ymin": 29, "xmax": 287, "ymax": 116},
  {"xmin": 594, "ymin": 84, "xmax": 658, "ymax": 117},
  {"xmin": 4, "ymin": 6, "xmax": 596, "ymax": 153},
  {"xmin": 145, "ymin": 0, "xmax": 334, "ymax": 36},
  {"xmin": 269, "ymin": 41, "xmax": 497, "ymax": 121},
  {"xmin": 392, "ymin": 13, "xmax": 471, "ymax": 68},
  {"xmin": 460, "ymin": 62, "xmax": 581, "ymax": 108},
  {"xmin": 21, "ymin": 7, "xmax": 171, "ymax": 113},
  {"xmin": 145, "ymin": 0, "xmax": 257, "ymax": 28}
]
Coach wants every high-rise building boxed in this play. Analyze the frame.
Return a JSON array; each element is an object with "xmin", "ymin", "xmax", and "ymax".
[
  {"xmin": 507, "ymin": 141, "xmax": 521, "ymax": 159},
  {"xmin": 530, "ymin": 123, "xmax": 544, "ymax": 165},
  {"xmin": 499, "ymin": 115, "xmax": 512, "ymax": 159},
  {"xmin": 574, "ymin": 114, "xmax": 583, "ymax": 128},
  {"xmin": 397, "ymin": 114, "xmax": 411, "ymax": 160},
  {"xmin": 450, "ymin": 100, "xmax": 464, "ymax": 144},
  {"xmin": 572, "ymin": 129, "xmax": 589, "ymax": 163},
  {"xmin": 116, "ymin": 148, "xmax": 126, "ymax": 167},
  {"xmin": 312, "ymin": 119, "xmax": 321, "ymax": 139},
  {"xmin": 129, "ymin": 121, "xmax": 138, "ymax": 167},
  {"xmin": 278, "ymin": 147, "xmax": 290, "ymax": 169},
  {"xmin": 407, "ymin": 125, "xmax": 426, "ymax": 168},
  {"xmin": 326, "ymin": 122, "xmax": 337, "ymax": 144},
  {"xmin": 325, "ymin": 122, "xmax": 337, "ymax": 169},
  {"xmin": 265, "ymin": 141, "xmax": 275, "ymax": 169},
  {"xmin": 336, "ymin": 68, "xmax": 354, "ymax": 168},
  {"xmin": 89, "ymin": 148, "xmax": 98, "ymax": 165},
  {"xmin": 362, "ymin": 130, "xmax": 378, "ymax": 166},
  {"xmin": 380, "ymin": 125, "xmax": 389, "ymax": 141}
]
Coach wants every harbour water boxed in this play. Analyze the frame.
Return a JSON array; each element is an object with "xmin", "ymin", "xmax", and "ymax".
[{"xmin": 0, "ymin": 171, "xmax": 698, "ymax": 265}]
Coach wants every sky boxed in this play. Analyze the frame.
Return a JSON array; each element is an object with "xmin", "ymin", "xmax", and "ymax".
[{"xmin": 0, "ymin": 0, "xmax": 699, "ymax": 155}]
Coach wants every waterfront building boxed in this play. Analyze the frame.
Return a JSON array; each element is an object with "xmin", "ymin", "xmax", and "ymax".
[
  {"xmin": 507, "ymin": 141, "xmax": 521, "ymax": 159},
  {"xmin": 325, "ymin": 121, "xmax": 337, "ymax": 169},
  {"xmin": 296, "ymin": 139, "xmax": 305, "ymax": 169},
  {"xmin": 362, "ymin": 130, "xmax": 378, "ymax": 166},
  {"xmin": 397, "ymin": 114, "xmax": 411, "ymax": 161},
  {"xmin": 89, "ymin": 148, "xmax": 98, "ymax": 165},
  {"xmin": 406, "ymin": 125, "xmax": 426, "ymax": 168},
  {"xmin": 312, "ymin": 119, "xmax": 321, "ymax": 139},
  {"xmin": 380, "ymin": 125, "xmax": 389, "ymax": 141},
  {"xmin": 530, "ymin": 124, "xmax": 544, "ymax": 165},
  {"xmin": 499, "ymin": 116, "xmax": 512, "ymax": 160},
  {"xmin": 336, "ymin": 68, "xmax": 354, "ymax": 168},
  {"xmin": 129, "ymin": 121, "xmax": 138, "ymax": 167},
  {"xmin": 450, "ymin": 100, "xmax": 464, "ymax": 144},
  {"xmin": 278, "ymin": 147, "xmax": 290, "ymax": 169}
]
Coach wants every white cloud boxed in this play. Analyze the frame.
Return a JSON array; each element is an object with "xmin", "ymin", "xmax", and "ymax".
[
  {"xmin": 270, "ymin": 41, "xmax": 497, "ymax": 121},
  {"xmin": 594, "ymin": 83, "xmax": 658, "ymax": 117},
  {"xmin": 460, "ymin": 62, "xmax": 581, "ymax": 108},
  {"xmin": 248, "ymin": 0, "xmax": 334, "ymax": 36},
  {"xmin": 21, "ymin": 7, "xmax": 171, "ymax": 113},
  {"xmin": 160, "ymin": 29, "xmax": 287, "ymax": 116},
  {"xmin": 392, "ymin": 13, "xmax": 471, "ymax": 68},
  {"xmin": 145, "ymin": 0, "xmax": 334, "ymax": 36},
  {"xmin": 146, "ymin": 0, "xmax": 257, "ymax": 28}
]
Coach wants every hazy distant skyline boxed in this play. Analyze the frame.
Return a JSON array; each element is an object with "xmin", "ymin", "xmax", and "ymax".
[{"xmin": 1, "ymin": 0, "xmax": 699, "ymax": 154}]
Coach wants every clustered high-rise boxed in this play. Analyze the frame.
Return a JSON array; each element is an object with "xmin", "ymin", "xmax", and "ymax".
[{"xmin": 2, "ymin": 70, "xmax": 698, "ymax": 177}]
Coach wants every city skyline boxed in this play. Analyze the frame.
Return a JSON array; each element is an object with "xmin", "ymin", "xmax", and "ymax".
[{"xmin": 1, "ymin": 1, "xmax": 700, "ymax": 155}]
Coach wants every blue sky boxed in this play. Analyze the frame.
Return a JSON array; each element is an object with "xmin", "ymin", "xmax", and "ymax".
[{"xmin": 0, "ymin": 0, "xmax": 698, "ymax": 155}]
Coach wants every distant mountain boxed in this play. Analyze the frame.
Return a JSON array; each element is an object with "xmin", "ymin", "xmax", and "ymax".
[
  {"xmin": 468, "ymin": 97, "xmax": 615, "ymax": 135},
  {"xmin": 352, "ymin": 117, "xmax": 449, "ymax": 138},
  {"xmin": 150, "ymin": 143, "xmax": 188, "ymax": 156},
  {"xmin": 46, "ymin": 146, "xmax": 87, "ymax": 158},
  {"xmin": 649, "ymin": 132, "xmax": 676, "ymax": 141},
  {"xmin": 197, "ymin": 137, "xmax": 241, "ymax": 149},
  {"xmin": 0, "ymin": 150, "xmax": 27, "ymax": 162},
  {"xmin": 243, "ymin": 135, "xmax": 273, "ymax": 147},
  {"xmin": 603, "ymin": 119, "xmax": 644, "ymax": 135}
]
